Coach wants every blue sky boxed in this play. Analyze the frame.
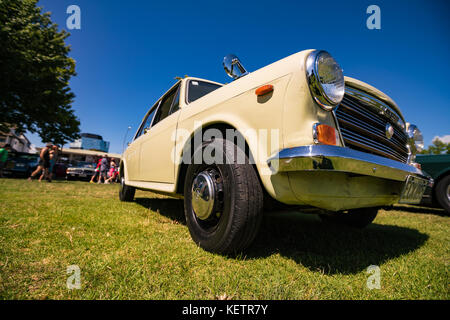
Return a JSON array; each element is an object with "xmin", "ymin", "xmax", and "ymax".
[{"xmin": 31, "ymin": 0, "xmax": 450, "ymax": 154}]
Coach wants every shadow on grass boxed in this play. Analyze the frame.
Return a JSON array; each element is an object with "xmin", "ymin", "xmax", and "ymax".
[
  {"xmin": 134, "ymin": 197, "xmax": 429, "ymax": 275},
  {"xmin": 135, "ymin": 197, "xmax": 186, "ymax": 225},
  {"xmin": 248, "ymin": 212, "xmax": 429, "ymax": 275},
  {"xmin": 386, "ymin": 205, "xmax": 447, "ymax": 217}
]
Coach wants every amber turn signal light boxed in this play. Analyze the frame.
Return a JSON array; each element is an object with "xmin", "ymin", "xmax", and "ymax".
[
  {"xmin": 255, "ymin": 85, "xmax": 274, "ymax": 96},
  {"xmin": 315, "ymin": 124, "xmax": 338, "ymax": 146}
]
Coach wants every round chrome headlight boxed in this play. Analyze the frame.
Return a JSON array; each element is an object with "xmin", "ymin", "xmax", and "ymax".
[
  {"xmin": 306, "ymin": 50, "xmax": 345, "ymax": 110},
  {"xmin": 407, "ymin": 124, "xmax": 424, "ymax": 153}
]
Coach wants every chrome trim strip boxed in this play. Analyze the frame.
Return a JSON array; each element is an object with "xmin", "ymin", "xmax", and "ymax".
[
  {"xmin": 340, "ymin": 128, "xmax": 408, "ymax": 162},
  {"xmin": 335, "ymin": 86, "xmax": 410, "ymax": 164},
  {"xmin": 312, "ymin": 123, "xmax": 320, "ymax": 144},
  {"xmin": 331, "ymin": 110, "xmax": 346, "ymax": 147},
  {"xmin": 345, "ymin": 86, "xmax": 405, "ymax": 130},
  {"xmin": 337, "ymin": 113, "xmax": 407, "ymax": 153},
  {"xmin": 268, "ymin": 145, "xmax": 430, "ymax": 182}
]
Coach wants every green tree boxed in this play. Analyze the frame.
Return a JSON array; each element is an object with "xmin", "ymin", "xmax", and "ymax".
[
  {"xmin": 419, "ymin": 138, "xmax": 450, "ymax": 155},
  {"xmin": 0, "ymin": 0, "xmax": 80, "ymax": 145}
]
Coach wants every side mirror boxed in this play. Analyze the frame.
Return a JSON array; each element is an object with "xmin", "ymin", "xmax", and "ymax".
[{"xmin": 223, "ymin": 54, "xmax": 249, "ymax": 80}]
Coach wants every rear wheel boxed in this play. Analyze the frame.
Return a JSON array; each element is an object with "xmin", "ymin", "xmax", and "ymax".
[
  {"xmin": 183, "ymin": 138, "xmax": 263, "ymax": 254},
  {"xmin": 119, "ymin": 169, "xmax": 135, "ymax": 202},
  {"xmin": 319, "ymin": 207, "xmax": 379, "ymax": 228},
  {"xmin": 434, "ymin": 175, "xmax": 450, "ymax": 214}
]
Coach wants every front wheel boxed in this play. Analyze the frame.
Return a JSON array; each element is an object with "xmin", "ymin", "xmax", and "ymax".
[
  {"xmin": 319, "ymin": 207, "xmax": 379, "ymax": 228},
  {"xmin": 119, "ymin": 171, "xmax": 135, "ymax": 202},
  {"xmin": 183, "ymin": 138, "xmax": 263, "ymax": 254},
  {"xmin": 435, "ymin": 175, "xmax": 450, "ymax": 214}
]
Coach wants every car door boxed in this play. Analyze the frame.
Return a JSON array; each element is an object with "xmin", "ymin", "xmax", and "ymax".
[
  {"xmin": 138, "ymin": 83, "xmax": 181, "ymax": 183},
  {"xmin": 126, "ymin": 102, "xmax": 159, "ymax": 181}
]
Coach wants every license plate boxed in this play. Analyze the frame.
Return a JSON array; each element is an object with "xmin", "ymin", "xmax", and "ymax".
[
  {"xmin": 399, "ymin": 175, "xmax": 428, "ymax": 204},
  {"xmin": 79, "ymin": 174, "xmax": 87, "ymax": 177}
]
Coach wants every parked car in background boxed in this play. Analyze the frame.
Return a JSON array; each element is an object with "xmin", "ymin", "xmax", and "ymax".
[
  {"xmin": 120, "ymin": 50, "xmax": 432, "ymax": 253},
  {"xmin": 3, "ymin": 152, "xmax": 39, "ymax": 177},
  {"xmin": 66, "ymin": 161, "xmax": 96, "ymax": 181},
  {"xmin": 416, "ymin": 154, "xmax": 450, "ymax": 214}
]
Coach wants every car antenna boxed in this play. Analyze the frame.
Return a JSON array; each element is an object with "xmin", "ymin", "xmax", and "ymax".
[{"xmin": 174, "ymin": 75, "xmax": 189, "ymax": 81}]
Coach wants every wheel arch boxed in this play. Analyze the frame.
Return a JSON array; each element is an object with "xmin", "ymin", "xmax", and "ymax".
[
  {"xmin": 432, "ymin": 169, "xmax": 450, "ymax": 200},
  {"xmin": 434, "ymin": 168, "xmax": 450, "ymax": 183},
  {"xmin": 119, "ymin": 158, "xmax": 128, "ymax": 182},
  {"xmin": 175, "ymin": 121, "xmax": 261, "ymax": 195}
]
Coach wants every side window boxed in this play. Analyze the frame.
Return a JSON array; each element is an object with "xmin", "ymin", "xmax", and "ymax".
[
  {"xmin": 187, "ymin": 80, "xmax": 221, "ymax": 103},
  {"xmin": 135, "ymin": 102, "xmax": 159, "ymax": 139},
  {"xmin": 152, "ymin": 84, "xmax": 179, "ymax": 127},
  {"xmin": 169, "ymin": 87, "xmax": 181, "ymax": 115}
]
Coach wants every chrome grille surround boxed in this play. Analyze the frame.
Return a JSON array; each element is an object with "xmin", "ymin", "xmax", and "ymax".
[{"xmin": 335, "ymin": 86, "xmax": 410, "ymax": 164}]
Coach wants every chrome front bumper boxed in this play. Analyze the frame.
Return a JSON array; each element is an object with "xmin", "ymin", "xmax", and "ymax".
[{"xmin": 268, "ymin": 145, "xmax": 431, "ymax": 183}]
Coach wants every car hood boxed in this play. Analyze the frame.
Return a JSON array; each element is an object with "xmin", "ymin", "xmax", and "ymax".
[{"xmin": 344, "ymin": 76, "xmax": 405, "ymax": 123}]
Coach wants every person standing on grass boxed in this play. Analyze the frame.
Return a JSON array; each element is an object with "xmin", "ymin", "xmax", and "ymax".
[
  {"xmin": 44, "ymin": 145, "xmax": 59, "ymax": 182},
  {"xmin": 0, "ymin": 144, "xmax": 12, "ymax": 178},
  {"xmin": 39, "ymin": 146, "xmax": 55, "ymax": 182},
  {"xmin": 90, "ymin": 156, "xmax": 102, "ymax": 183},
  {"xmin": 28, "ymin": 143, "xmax": 52, "ymax": 182},
  {"xmin": 98, "ymin": 154, "xmax": 110, "ymax": 184}
]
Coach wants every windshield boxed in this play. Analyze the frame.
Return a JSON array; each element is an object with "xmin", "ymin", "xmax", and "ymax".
[
  {"xmin": 187, "ymin": 80, "xmax": 221, "ymax": 103},
  {"xmin": 76, "ymin": 162, "xmax": 95, "ymax": 168}
]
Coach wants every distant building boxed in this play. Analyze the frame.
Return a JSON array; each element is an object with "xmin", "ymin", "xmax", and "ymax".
[
  {"xmin": 0, "ymin": 127, "xmax": 33, "ymax": 153},
  {"xmin": 69, "ymin": 133, "xmax": 110, "ymax": 153}
]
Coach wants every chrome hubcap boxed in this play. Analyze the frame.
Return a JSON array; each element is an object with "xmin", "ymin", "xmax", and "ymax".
[
  {"xmin": 191, "ymin": 172, "xmax": 215, "ymax": 220},
  {"xmin": 191, "ymin": 168, "xmax": 224, "ymax": 222},
  {"xmin": 447, "ymin": 184, "xmax": 450, "ymax": 202}
]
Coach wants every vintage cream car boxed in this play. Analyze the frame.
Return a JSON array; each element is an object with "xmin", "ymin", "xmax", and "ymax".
[{"xmin": 120, "ymin": 50, "xmax": 431, "ymax": 253}]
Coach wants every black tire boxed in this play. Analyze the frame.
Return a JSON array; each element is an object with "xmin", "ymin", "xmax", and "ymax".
[
  {"xmin": 184, "ymin": 137, "xmax": 263, "ymax": 254},
  {"xmin": 434, "ymin": 175, "xmax": 450, "ymax": 214},
  {"xmin": 119, "ymin": 170, "xmax": 135, "ymax": 202},
  {"xmin": 319, "ymin": 207, "xmax": 379, "ymax": 228}
]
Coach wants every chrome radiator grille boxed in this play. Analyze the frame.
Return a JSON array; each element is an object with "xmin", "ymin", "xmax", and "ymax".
[{"xmin": 335, "ymin": 86, "xmax": 409, "ymax": 163}]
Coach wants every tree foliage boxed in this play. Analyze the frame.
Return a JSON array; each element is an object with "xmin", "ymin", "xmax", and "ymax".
[
  {"xmin": 0, "ymin": 0, "xmax": 80, "ymax": 145},
  {"xmin": 419, "ymin": 138, "xmax": 450, "ymax": 155}
]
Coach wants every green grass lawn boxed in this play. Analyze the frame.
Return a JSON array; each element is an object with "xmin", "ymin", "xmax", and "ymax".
[{"xmin": 0, "ymin": 178, "xmax": 448, "ymax": 300}]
